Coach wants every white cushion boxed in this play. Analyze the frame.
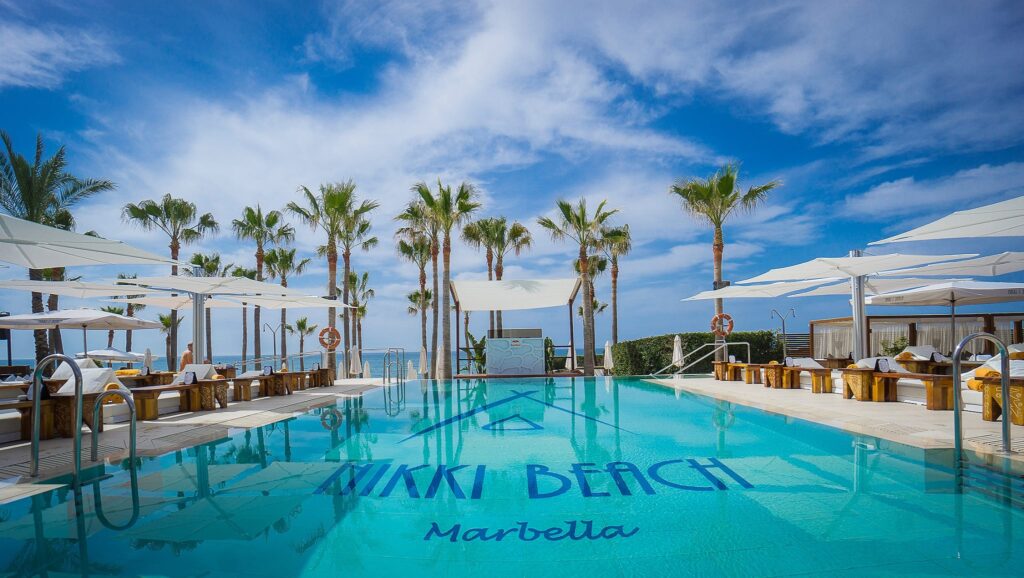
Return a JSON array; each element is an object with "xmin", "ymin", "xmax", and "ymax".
[
  {"xmin": 55, "ymin": 368, "xmax": 125, "ymax": 395},
  {"xmin": 171, "ymin": 364, "xmax": 216, "ymax": 384},
  {"xmin": 900, "ymin": 345, "xmax": 939, "ymax": 361},
  {"xmin": 51, "ymin": 358, "xmax": 98, "ymax": 380},
  {"xmin": 792, "ymin": 357, "xmax": 825, "ymax": 369},
  {"xmin": 856, "ymin": 356, "xmax": 910, "ymax": 373}
]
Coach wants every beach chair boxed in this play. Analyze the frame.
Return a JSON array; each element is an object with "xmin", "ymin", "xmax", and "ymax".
[{"xmin": 781, "ymin": 357, "xmax": 833, "ymax": 393}]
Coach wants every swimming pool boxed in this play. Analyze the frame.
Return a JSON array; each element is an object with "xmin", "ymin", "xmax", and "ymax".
[{"xmin": 1, "ymin": 377, "xmax": 1021, "ymax": 577}]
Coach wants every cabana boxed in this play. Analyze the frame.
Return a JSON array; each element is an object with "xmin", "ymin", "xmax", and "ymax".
[{"xmin": 450, "ymin": 278, "xmax": 581, "ymax": 376}]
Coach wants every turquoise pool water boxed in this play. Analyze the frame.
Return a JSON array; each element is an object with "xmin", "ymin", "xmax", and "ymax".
[{"xmin": 0, "ymin": 377, "xmax": 1021, "ymax": 577}]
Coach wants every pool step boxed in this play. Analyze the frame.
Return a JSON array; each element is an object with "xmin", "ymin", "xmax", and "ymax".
[{"xmin": 962, "ymin": 462, "xmax": 1024, "ymax": 509}]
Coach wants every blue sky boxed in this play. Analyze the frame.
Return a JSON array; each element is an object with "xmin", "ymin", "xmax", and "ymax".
[{"xmin": 2, "ymin": 0, "xmax": 1023, "ymax": 359}]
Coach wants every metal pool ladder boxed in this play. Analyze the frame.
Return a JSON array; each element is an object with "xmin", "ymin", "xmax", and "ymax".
[
  {"xmin": 951, "ymin": 332, "xmax": 1015, "ymax": 493},
  {"xmin": 30, "ymin": 353, "xmax": 139, "ymax": 483}
]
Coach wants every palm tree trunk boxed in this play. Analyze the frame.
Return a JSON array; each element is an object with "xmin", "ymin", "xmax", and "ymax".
[
  {"xmin": 205, "ymin": 308, "xmax": 213, "ymax": 363},
  {"xmin": 327, "ymin": 244, "xmax": 338, "ymax": 375},
  {"xmin": 299, "ymin": 335, "xmax": 305, "ymax": 371},
  {"xmin": 241, "ymin": 304, "xmax": 248, "ymax": 371},
  {"xmin": 126, "ymin": 303, "xmax": 135, "ymax": 354},
  {"xmin": 29, "ymin": 268, "xmax": 48, "ymax": 362},
  {"xmin": 579, "ymin": 246, "xmax": 595, "ymax": 376},
  {"xmin": 495, "ymin": 256, "xmax": 504, "ymax": 336},
  {"xmin": 441, "ymin": 234, "xmax": 453, "ymax": 379},
  {"xmin": 46, "ymin": 290, "xmax": 63, "ymax": 355},
  {"xmin": 281, "ymin": 308, "xmax": 288, "ymax": 363},
  {"xmin": 430, "ymin": 241, "xmax": 439, "ymax": 379},
  {"xmin": 611, "ymin": 257, "xmax": 619, "ymax": 344},
  {"xmin": 165, "ymin": 334, "xmax": 173, "ymax": 371},
  {"xmin": 486, "ymin": 250, "xmax": 494, "ymax": 336},
  {"xmin": 342, "ymin": 250, "xmax": 351, "ymax": 378},
  {"xmin": 170, "ymin": 240, "xmax": 180, "ymax": 370},
  {"xmin": 254, "ymin": 249, "xmax": 264, "ymax": 366},
  {"xmin": 107, "ymin": 329, "xmax": 115, "ymax": 349},
  {"xmin": 419, "ymin": 266, "xmax": 428, "ymax": 374},
  {"xmin": 713, "ymin": 226, "xmax": 725, "ymax": 361}
]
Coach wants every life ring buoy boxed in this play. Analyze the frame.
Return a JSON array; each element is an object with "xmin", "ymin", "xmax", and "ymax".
[
  {"xmin": 711, "ymin": 313, "xmax": 734, "ymax": 337},
  {"xmin": 320, "ymin": 408, "xmax": 343, "ymax": 430},
  {"xmin": 318, "ymin": 326, "xmax": 341, "ymax": 350}
]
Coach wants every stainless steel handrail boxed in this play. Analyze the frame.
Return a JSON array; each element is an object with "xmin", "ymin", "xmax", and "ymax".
[
  {"xmin": 91, "ymin": 389, "xmax": 137, "ymax": 463},
  {"xmin": 30, "ymin": 354, "xmax": 83, "ymax": 479},
  {"xmin": 952, "ymin": 333, "xmax": 1013, "ymax": 492},
  {"xmin": 651, "ymin": 341, "xmax": 753, "ymax": 377}
]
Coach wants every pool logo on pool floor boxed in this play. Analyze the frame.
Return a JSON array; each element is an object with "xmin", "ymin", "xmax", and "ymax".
[
  {"xmin": 481, "ymin": 414, "xmax": 543, "ymax": 431},
  {"xmin": 401, "ymin": 389, "xmax": 628, "ymax": 442}
]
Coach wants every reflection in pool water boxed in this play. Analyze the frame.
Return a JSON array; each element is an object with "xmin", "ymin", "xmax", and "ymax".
[{"xmin": 0, "ymin": 377, "xmax": 1021, "ymax": 577}]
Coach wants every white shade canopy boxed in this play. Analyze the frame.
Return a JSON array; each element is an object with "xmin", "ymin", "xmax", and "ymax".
[
  {"xmin": 450, "ymin": 278, "xmax": 581, "ymax": 312},
  {"xmin": 114, "ymin": 295, "xmax": 244, "ymax": 310},
  {"xmin": 0, "ymin": 279, "xmax": 161, "ymax": 298},
  {"xmin": 870, "ymin": 195, "xmax": 1024, "ymax": 245},
  {"xmin": 83, "ymin": 348, "xmax": 146, "ymax": 362},
  {"xmin": 117, "ymin": 275, "xmax": 308, "ymax": 296},
  {"xmin": 879, "ymin": 252, "xmax": 1024, "ymax": 278},
  {"xmin": 684, "ymin": 279, "xmax": 835, "ymax": 301},
  {"xmin": 0, "ymin": 213, "xmax": 180, "ymax": 269},
  {"xmin": 789, "ymin": 277, "xmax": 968, "ymax": 298},
  {"xmin": 0, "ymin": 308, "xmax": 161, "ymax": 330},
  {"xmin": 865, "ymin": 280, "xmax": 1024, "ymax": 307},
  {"xmin": 237, "ymin": 294, "xmax": 351, "ymax": 309},
  {"xmin": 739, "ymin": 253, "xmax": 975, "ymax": 283}
]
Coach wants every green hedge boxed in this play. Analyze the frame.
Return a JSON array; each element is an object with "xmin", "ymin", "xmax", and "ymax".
[{"xmin": 610, "ymin": 331, "xmax": 782, "ymax": 376}]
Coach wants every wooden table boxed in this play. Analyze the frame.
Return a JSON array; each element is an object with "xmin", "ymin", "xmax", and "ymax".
[
  {"xmin": 977, "ymin": 376, "xmax": 1024, "ymax": 425},
  {"xmin": 782, "ymin": 367, "xmax": 833, "ymax": 393},
  {"xmin": 6, "ymin": 399, "xmax": 55, "ymax": 440},
  {"xmin": 841, "ymin": 368, "xmax": 874, "ymax": 401},
  {"xmin": 762, "ymin": 364, "xmax": 787, "ymax": 389},
  {"xmin": 872, "ymin": 372, "xmax": 954, "ymax": 409},
  {"xmin": 732, "ymin": 363, "xmax": 763, "ymax": 384},
  {"xmin": 816, "ymin": 358, "xmax": 853, "ymax": 370},
  {"xmin": 712, "ymin": 361, "xmax": 728, "ymax": 381}
]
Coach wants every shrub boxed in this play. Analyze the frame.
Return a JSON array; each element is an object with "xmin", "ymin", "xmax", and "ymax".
[
  {"xmin": 611, "ymin": 331, "xmax": 782, "ymax": 376},
  {"xmin": 880, "ymin": 336, "xmax": 909, "ymax": 357}
]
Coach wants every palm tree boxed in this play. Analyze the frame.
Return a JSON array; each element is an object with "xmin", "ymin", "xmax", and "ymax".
[
  {"xmin": 158, "ymin": 313, "xmax": 184, "ymax": 371},
  {"xmin": 670, "ymin": 163, "xmax": 780, "ymax": 353},
  {"xmin": 396, "ymin": 201, "xmax": 439, "ymax": 378},
  {"xmin": 599, "ymin": 225, "xmax": 631, "ymax": 344},
  {"xmin": 462, "ymin": 217, "xmax": 504, "ymax": 334},
  {"xmin": 347, "ymin": 271, "xmax": 374, "ymax": 352},
  {"xmin": 1, "ymin": 131, "xmax": 115, "ymax": 361},
  {"xmin": 231, "ymin": 267, "xmax": 257, "ymax": 370},
  {"xmin": 265, "ymin": 247, "xmax": 310, "ymax": 363},
  {"xmin": 577, "ymin": 299, "xmax": 608, "ymax": 317},
  {"xmin": 406, "ymin": 289, "xmax": 433, "ymax": 316},
  {"xmin": 123, "ymin": 193, "xmax": 218, "ymax": 366},
  {"xmin": 292, "ymin": 317, "xmax": 318, "ymax": 371},
  {"xmin": 538, "ymin": 198, "xmax": 618, "ymax": 376},
  {"xmin": 397, "ymin": 237, "xmax": 432, "ymax": 362},
  {"xmin": 288, "ymin": 181, "xmax": 377, "ymax": 377},
  {"xmin": 492, "ymin": 220, "xmax": 531, "ymax": 334},
  {"xmin": 232, "ymin": 205, "xmax": 294, "ymax": 367},
  {"xmin": 118, "ymin": 273, "xmax": 147, "ymax": 355},
  {"xmin": 187, "ymin": 252, "xmax": 234, "ymax": 363},
  {"xmin": 416, "ymin": 180, "xmax": 480, "ymax": 379},
  {"xmin": 100, "ymin": 306, "xmax": 125, "ymax": 348}
]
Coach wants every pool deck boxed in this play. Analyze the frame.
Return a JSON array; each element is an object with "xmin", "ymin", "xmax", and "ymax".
[
  {"xmin": 0, "ymin": 378, "xmax": 385, "ymax": 503},
  {"xmin": 646, "ymin": 375, "xmax": 1024, "ymax": 461}
]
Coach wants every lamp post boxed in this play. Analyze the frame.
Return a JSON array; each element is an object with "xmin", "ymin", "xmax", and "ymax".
[
  {"xmin": 263, "ymin": 322, "xmax": 283, "ymax": 369},
  {"xmin": 770, "ymin": 308, "xmax": 797, "ymax": 358}
]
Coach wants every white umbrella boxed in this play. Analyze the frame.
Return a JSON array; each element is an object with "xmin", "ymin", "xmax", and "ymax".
[
  {"xmin": 83, "ymin": 348, "xmax": 145, "ymax": 362},
  {"xmin": 0, "ymin": 280, "xmax": 160, "ymax": 298},
  {"xmin": 0, "ymin": 213, "xmax": 180, "ymax": 268},
  {"xmin": 870, "ymin": 195, "xmax": 1024, "ymax": 245},
  {"xmin": 348, "ymin": 346, "xmax": 362, "ymax": 376},
  {"xmin": 603, "ymin": 341, "xmax": 614, "ymax": 371},
  {"xmin": 418, "ymin": 347, "xmax": 428, "ymax": 377},
  {"xmin": 144, "ymin": 348, "xmax": 154, "ymax": 372},
  {"xmin": 684, "ymin": 279, "xmax": 837, "ymax": 300},
  {"xmin": 865, "ymin": 281, "xmax": 1024, "ymax": 353},
  {"xmin": 407, "ymin": 359, "xmax": 416, "ymax": 380},
  {"xmin": 363, "ymin": 360, "xmax": 372, "ymax": 378},
  {"xmin": 789, "ymin": 277, "xmax": 967, "ymax": 297},
  {"xmin": 0, "ymin": 308, "xmax": 161, "ymax": 352},
  {"xmin": 114, "ymin": 295, "xmax": 243, "ymax": 310},
  {"xmin": 878, "ymin": 252, "xmax": 1024, "ymax": 278},
  {"xmin": 671, "ymin": 335, "xmax": 684, "ymax": 367},
  {"xmin": 739, "ymin": 254, "xmax": 976, "ymax": 284},
  {"xmin": 435, "ymin": 342, "xmax": 446, "ymax": 377}
]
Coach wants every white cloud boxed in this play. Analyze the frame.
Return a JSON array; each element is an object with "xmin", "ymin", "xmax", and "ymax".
[
  {"xmin": 0, "ymin": 21, "xmax": 117, "ymax": 89},
  {"xmin": 842, "ymin": 163, "xmax": 1024, "ymax": 224}
]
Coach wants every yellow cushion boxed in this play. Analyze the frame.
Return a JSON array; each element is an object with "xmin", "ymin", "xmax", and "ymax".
[
  {"xmin": 966, "ymin": 378, "xmax": 984, "ymax": 391},
  {"xmin": 976, "ymin": 367, "xmax": 1000, "ymax": 378},
  {"xmin": 115, "ymin": 369, "xmax": 140, "ymax": 376},
  {"xmin": 846, "ymin": 363, "xmax": 858, "ymax": 369},
  {"xmin": 1010, "ymin": 352, "xmax": 1024, "ymax": 361},
  {"xmin": 212, "ymin": 374, "xmax": 224, "ymax": 380},
  {"xmin": 895, "ymin": 351, "xmax": 914, "ymax": 361},
  {"xmin": 769, "ymin": 360, "xmax": 779, "ymax": 365}
]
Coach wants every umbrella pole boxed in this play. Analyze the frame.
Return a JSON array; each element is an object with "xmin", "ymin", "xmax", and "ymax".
[
  {"xmin": 949, "ymin": 295, "xmax": 956, "ymax": 357},
  {"xmin": 82, "ymin": 325, "xmax": 87, "ymax": 355}
]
